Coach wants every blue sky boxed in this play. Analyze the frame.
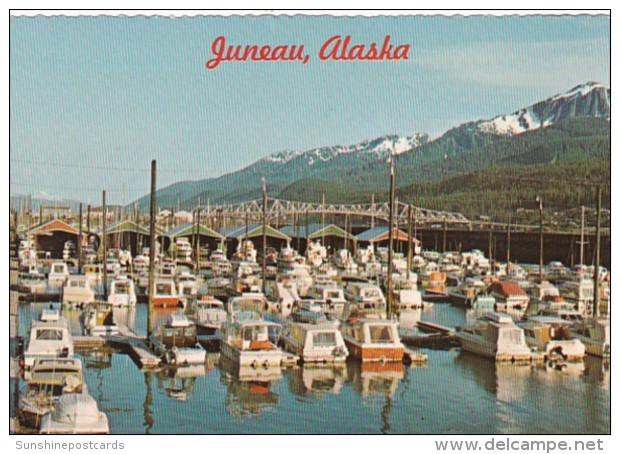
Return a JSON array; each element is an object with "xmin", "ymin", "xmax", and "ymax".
[{"xmin": 10, "ymin": 14, "xmax": 610, "ymax": 204}]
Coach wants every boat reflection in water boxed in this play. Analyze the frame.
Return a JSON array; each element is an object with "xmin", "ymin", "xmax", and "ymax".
[
  {"xmin": 156, "ymin": 358, "xmax": 214, "ymax": 401},
  {"xmin": 397, "ymin": 309, "xmax": 422, "ymax": 332},
  {"xmin": 218, "ymin": 355, "xmax": 281, "ymax": 416},
  {"xmin": 454, "ymin": 351, "xmax": 533, "ymax": 402},
  {"xmin": 583, "ymin": 355, "xmax": 610, "ymax": 389},
  {"xmin": 286, "ymin": 364, "xmax": 347, "ymax": 397},
  {"xmin": 347, "ymin": 360, "xmax": 406, "ymax": 399}
]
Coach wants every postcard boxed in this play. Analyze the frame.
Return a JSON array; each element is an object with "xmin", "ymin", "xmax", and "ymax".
[{"xmin": 8, "ymin": 10, "xmax": 610, "ymax": 442}]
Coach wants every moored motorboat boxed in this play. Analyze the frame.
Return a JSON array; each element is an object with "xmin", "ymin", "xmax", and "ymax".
[
  {"xmin": 39, "ymin": 393, "xmax": 109, "ymax": 434},
  {"xmin": 150, "ymin": 314, "xmax": 206, "ymax": 365}
]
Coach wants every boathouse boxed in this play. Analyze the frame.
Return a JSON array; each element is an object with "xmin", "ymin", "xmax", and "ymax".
[
  {"xmin": 219, "ymin": 224, "xmax": 291, "ymax": 259},
  {"xmin": 96, "ymin": 220, "xmax": 155, "ymax": 256},
  {"xmin": 161, "ymin": 223, "xmax": 225, "ymax": 254},
  {"xmin": 356, "ymin": 226, "xmax": 420, "ymax": 252},
  {"xmin": 29, "ymin": 219, "xmax": 85, "ymax": 259},
  {"xmin": 279, "ymin": 223, "xmax": 352, "ymax": 254}
]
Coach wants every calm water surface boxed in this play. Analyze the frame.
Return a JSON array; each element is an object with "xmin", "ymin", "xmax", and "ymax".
[{"xmin": 16, "ymin": 302, "xmax": 610, "ymax": 434}]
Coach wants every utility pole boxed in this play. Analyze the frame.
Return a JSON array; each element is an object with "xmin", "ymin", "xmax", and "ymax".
[
  {"xmin": 407, "ymin": 204, "xmax": 413, "ymax": 281},
  {"xmin": 506, "ymin": 214, "xmax": 511, "ymax": 264},
  {"xmin": 147, "ymin": 160, "xmax": 157, "ymax": 338},
  {"xmin": 579, "ymin": 205, "xmax": 586, "ymax": 266},
  {"xmin": 102, "ymin": 191, "xmax": 108, "ymax": 299},
  {"xmin": 386, "ymin": 156, "xmax": 395, "ymax": 319},
  {"xmin": 537, "ymin": 196, "xmax": 544, "ymax": 282},
  {"xmin": 593, "ymin": 186, "xmax": 602, "ymax": 318},
  {"xmin": 262, "ymin": 177, "xmax": 267, "ymax": 294},
  {"xmin": 78, "ymin": 203, "xmax": 83, "ymax": 273}
]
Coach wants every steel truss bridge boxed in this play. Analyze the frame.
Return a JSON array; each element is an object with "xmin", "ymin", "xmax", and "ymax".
[{"xmin": 194, "ymin": 198, "xmax": 538, "ymax": 232}]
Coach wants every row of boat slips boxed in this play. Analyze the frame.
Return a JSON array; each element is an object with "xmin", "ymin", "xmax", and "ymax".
[{"xmin": 14, "ymin": 240, "xmax": 609, "ymax": 368}]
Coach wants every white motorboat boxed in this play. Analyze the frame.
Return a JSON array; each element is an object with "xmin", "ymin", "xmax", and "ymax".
[
  {"xmin": 24, "ymin": 310, "xmax": 74, "ymax": 369},
  {"xmin": 107, "ymin": 275, "xmax": 137, "ymax": 307},
  {"xmin": 48, "ymin": 261, "xmax": 70, "ymax": 286},
  {"xmin": 571, "ymin": 320, "xmax": 610, "ymax": 358},
  {"xmin": 62, "ymin": 276, "xmax": 95, "ymax": 306},
  {"xmin": 19, "ymin": 358, "xmax": 85, "ymax": 430},
  {"xmin": 280, "ymin": 311, "xmax": 347, "ymax": 363},
  {"xmin": 456, "ymin": 312, "xmax": 534, "ymax": 362},
  {"xmin": 520, "ymin": 317, "xmax": 585, "ymax": 361},
  {"xmin": 39, "ymin": 393, "xmax": 109, "ymax": 434},
  {"xmin": 219, "ymin": 311, "xmax": 284, "ymax": 369},
  {"xmin": 340, "ymin": 313, "xmax": 404, "ymax": 363},
  {"xmin": 187, "ymin": 296, "xmax": 227, "ymax": 334},
  {"xmin": 344, "ymin": 282, "xmax": 387, "ymax": 312},
  {"xmin": 308, "ymin": 284, "xmax": 347, "ymax": 315},
  {"xmin": 150, "ymin": 314, "xmax": 206, "ymax": 365}
]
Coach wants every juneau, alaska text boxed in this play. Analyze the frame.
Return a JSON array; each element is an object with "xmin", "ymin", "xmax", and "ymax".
[{"xmin": 205, "ymin": 35, "xmax": 410, "ymax": 70}]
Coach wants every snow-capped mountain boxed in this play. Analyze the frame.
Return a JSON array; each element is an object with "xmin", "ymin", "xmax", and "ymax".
[
  {"xmin": 264, "ymin": 133, "xmax": 429, "ymax": 165},
  {"xmin": 461, "ymin": 82, "xmax": 610, "ymax": 137},
  {"xmin": 136, "ymin": 82, "xmax": 610, "ymax": 208}
]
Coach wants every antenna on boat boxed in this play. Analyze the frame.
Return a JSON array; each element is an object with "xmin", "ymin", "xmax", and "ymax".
[{"xmin": 262, "ymin": 177, "xmax": 267, "ymax": 294}]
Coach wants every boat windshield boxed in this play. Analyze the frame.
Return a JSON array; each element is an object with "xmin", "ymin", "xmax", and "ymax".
[
  {"xmin": 156, "ymin": 283, "xmax": 173, "ymax": 295},
  {"xmin": 114, "ymin": 282, "xmax": 130, "ymax": 294},
  {"xmin": 313, "ymin": 331, "xmax": 337, "ymax": 347},
  {"xmin": 369, "ymin": 325, "xmax": 394, "ymax": 344},
  {"xmin": 35, "ymin": 329, "xmax": 64, "ymax": 341}
]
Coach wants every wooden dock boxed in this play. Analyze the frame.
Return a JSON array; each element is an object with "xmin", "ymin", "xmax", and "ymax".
[
  {"xmin": 108, "ymin": 324, "xmax": 161, "ymax": 369},
  {"xmin": 400, "ymin": 321, "xmax": 461, "ymax": 350}
]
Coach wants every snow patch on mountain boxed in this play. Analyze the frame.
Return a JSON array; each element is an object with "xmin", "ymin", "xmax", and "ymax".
[{"xmin": 264, "ymin": 133, "xmax": 429, "ymax": 165}]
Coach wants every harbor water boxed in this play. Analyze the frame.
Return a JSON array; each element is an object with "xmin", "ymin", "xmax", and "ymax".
[{"xmin": 13, "ymin": 302, "xmax": 610, "ymax": 435}]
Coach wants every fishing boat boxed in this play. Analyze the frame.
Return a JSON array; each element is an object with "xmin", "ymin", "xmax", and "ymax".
[
  {"xmin": 280, "ymin": 311, "xmax": 348, "ymax": 363},
  {"xmin": 520, "ymin": 318, "xmax": 585, "ymax": 361},
  {"xmin": 19, "ymin": 358, "xmax": 85, "ymax": 429},
  {"xmin": 107, "ymin": 275, "xmax": 137, "ymax": 307},
  {"xmin": 571, "ymin": 320, "xmax": 610, "ymax": 358},
  {"xmin": 82, "ymin": 302, "xmax": 119, "ymax": 336},
  {"xmin": 62, "ymin": 276, "xmax": 95, "ymax": 306},
  {"xmin": 187, "ymin": 295, "xmax": 227, "ymax": 334},
  {"xmin": 152, "ymin": 279, "xmax": 181, "ymax": 308},
  {"xmin": 219, "ymin": 311, "xmax": 284, "ymax": 369},
  {"xmin": 150, "ymin": 314, "xmax": 206, "ymax": 365},
  {"xmin": 456, "ymin": 312, "xmax": 534, "ymax": 362},
  {"xmin": 23, "ymin": 309, "xmax": 74, "ymax": 369},
  {"xmin": 39, "ymin": 393, "xmax": 109, "ymax": 434}
]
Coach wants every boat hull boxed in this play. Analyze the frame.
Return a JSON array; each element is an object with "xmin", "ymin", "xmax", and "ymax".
[
  {"xmin": 220, "ymin": 341, "xmax": 283, "ymax": 368},
  {"xmin": 343, "ymin": 337, "xmax": 404, "ymax": 363}
]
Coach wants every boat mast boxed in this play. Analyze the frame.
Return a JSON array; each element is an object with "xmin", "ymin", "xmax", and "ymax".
[
  {"xmin": 593, "ymin": 186, "xmax": 602, "ymax": 318},
  {"xmin": 579, "ymin": 205, "xmax": 585, "ymax": 266},
  {"xmin": 102, "ymin": 191, "xmax": 108, "ymax": 299},
  {"xmin": 261, "ymin": 177, "xmax": 267, "ymax": 294},
  {"xmin": 147, "ymin": 160, "xmax": 157, "ymax": 338},
  {"xmin": 386, "ymin": 153, "xmax": 395, "ymax": 319}
]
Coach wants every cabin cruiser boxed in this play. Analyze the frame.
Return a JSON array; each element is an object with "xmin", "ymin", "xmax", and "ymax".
[
  {"xmin": 82, "ymin": 302, "xmax": 119, "ymax": 336},
  {"xmin": 39, "ymin": 393, "xmax": 109, "ymax": 434},
  {"xmin": 24, "ymin": 310, "xmax": 74, "ymax": 369},
  {"xmin": 231, "ymin": 262, "xmax": 262, "ymax": 293},
  {"xmin": 280, "ymin": 311, "xmax": 348, "ymax": 363},
  {"xmin": 266, "ymin": 279, "xmax": 300, "ymax": 317},
  {"xmin": 520, "ymin": 317, "xmax": 585, "ymax": 361},
  {"xmin": 187, "ymin": 296, "xmax": 227, "ymax": 335},
  {"xmin": 571, "ymin": 320, "xmax": 610, "ymax": 358},
  {"xmin": 210, "ymin": 248, "xmax": 232, "ymax": 274},
  {"xmin": 344, "ymin": 282, "xmax": 387, "ymax": 312},
  {"xmin": 560, "ymin": 279, "xmax": 594, "ymax": 316},
  {"xmin": 104, "ymin": 257, "xmax": 121, "ymax": 278},
  {"xmin": 175, "ymin": 237, "xmax": 193, "ymax": 263},
  {"xmin": 282, "ymin": 263, "xmax": 313, "ymax": 297},
  {"xmin": 152, "ymin": 279, "xmax": 181, "ymax": 308},
  {"xmin": 308, "ymin": 284, "xmax": 347, "ymax": 315},
  {"xmin": 448, "ymin": 277, "xmax": 486, "ymax": 308},
  {"xmin": 19, "ymin": 358, "xmax": 85, "ymax": 429},
  {"xmin": 340, "ymin": 311, "xmax": 404, "ymax": 363},
  {"xmin": 18, "ymin": 264, "xmax": 47, "ymax": 294},
  {"xmin": 456, "ymin": 312, "xmax": 533, "ymax": 362},
  {"xmin": 83, "ymin": 264, "xmax": 103, "ymax": 288},
  {"xmin": 219, "ymin": 311, "xmax": 284, "ymax": 369},
  {"xmin": 48, "ymin": 261, "xmax": 70, "ymax": 286},
  {"xmin": 176, "ymin": 270, "xmax": 199, "ymax": 305},
  {"xmin": 227, "ymin": 293, "xmax": 269, "ymax": 318},
  {"xmin": 546, "ymin": 261, "xmax": 571, "ymax": 281},
  {"xmin": 395, "ymin": 288, "xmax": 425, "ymax": 311},
  {"xmin": 62, "ymin": 276, "xmax": 95, "ymax": 306},
  {"xmin": 488, "ymin": 281, "xmax": 529, "ymax": 310},
  {"xmin": 277, "ymin": 243, "xmax": 298, "ymax": 271},
  {"xmin": 332, "ymin": 249, "xmax": 357, "ymax": 272},
  {"xmin": 306, "ymin": 240, "xmax": 327, "ymax": 268},
  {"xmin": 538, "ymin": 302, "xmax": 583, "ymax": 323},
  {"xmin": 150, "ymin": 314, "xmax": 206, "ymax": 365},
  {"xmin": 107, "ymin": 275, "xmax": 137, "ymax": 307},
  {"xmin": 234, "ymin": 240, "xmax": 258, "ymax": 263}
]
